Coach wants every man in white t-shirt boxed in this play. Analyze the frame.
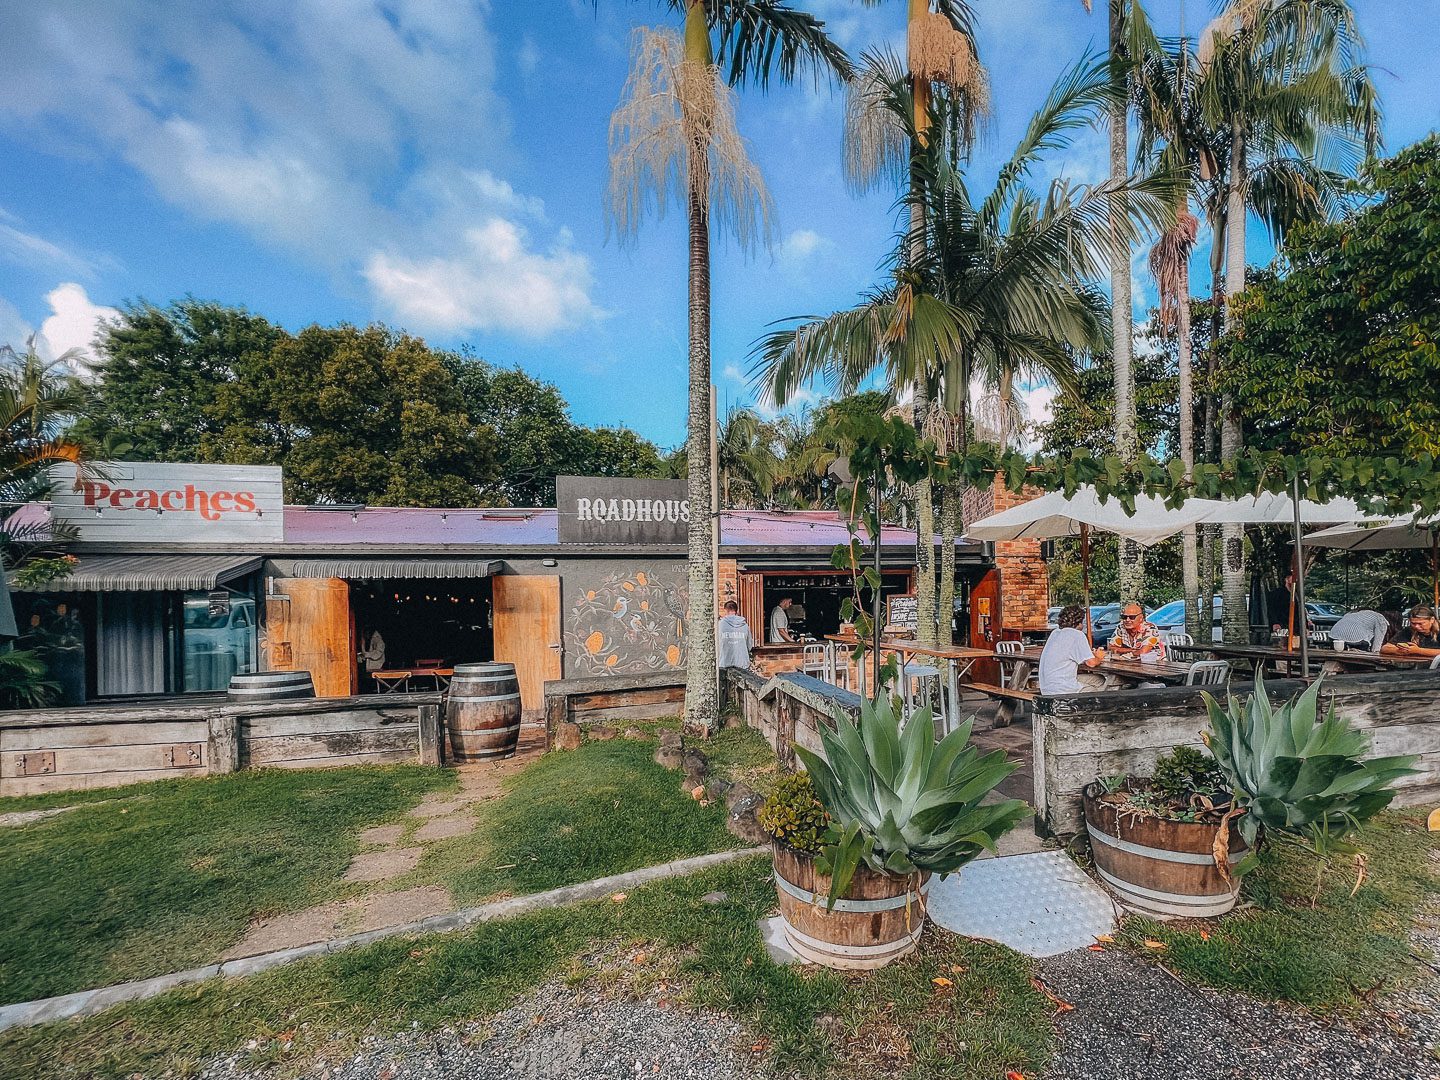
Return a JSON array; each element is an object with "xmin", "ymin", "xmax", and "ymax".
[
  {"xmin": 769, "ymin": 597, "xmax": 795, "ymax": 643},
  {"xmin": 1038, "ymin": 604, "xmax": 1106, "ymax": 695}
]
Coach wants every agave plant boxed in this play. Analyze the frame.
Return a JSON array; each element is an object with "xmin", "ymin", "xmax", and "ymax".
[
  {"xmin": 1202, "ymin": 673, "xmax": 1417, "ymax": 870},
  {"xmin": 795, "ymin": 694, "xmax": 1028, "ymax": 906}
]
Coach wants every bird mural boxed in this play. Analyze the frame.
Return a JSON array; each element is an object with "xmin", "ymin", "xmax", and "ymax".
[{"xmin": 568, "ymin": 567, "xmax": 688, "ymax": 676}]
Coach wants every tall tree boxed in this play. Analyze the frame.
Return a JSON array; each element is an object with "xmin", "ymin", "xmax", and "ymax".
[
  {"xmin": 843, "ymin": 1, "xmax": 982, "ymax": 646},
  {"xmin": 1198, "ymin": 0, "xmax": 1378, "ymax": 642},
  {"xmin": 607, "ymin": 1, "xmax": 851, "ymax": 732}
]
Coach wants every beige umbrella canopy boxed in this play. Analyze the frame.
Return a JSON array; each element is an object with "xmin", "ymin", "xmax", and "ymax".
[{"xmin": 1306, "ymin": 515, "xmax": 1440, "ymax": 610}]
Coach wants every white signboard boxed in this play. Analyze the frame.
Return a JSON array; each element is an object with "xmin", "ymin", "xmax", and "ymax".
[{"xmin": 49, "ymin": 462, "xmax": 285, "ymax": 544}]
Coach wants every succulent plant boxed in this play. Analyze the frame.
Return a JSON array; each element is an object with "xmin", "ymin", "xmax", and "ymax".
[
  {"xmin": 758, "ymin": 772, "xmax": 830, "ymax": 855},
  {"xmin": 795, "ymin": 693, "xmax": 1028, "ymax": 906},
  {"xmin": 1202, "ymin": 673, "xmax": 1418, "ymax": 870}
]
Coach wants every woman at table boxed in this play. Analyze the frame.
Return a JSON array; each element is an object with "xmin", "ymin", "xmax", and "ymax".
[
  {"xmin": 1386, "ymin": 605, "xmax": 1440, "ymax": 656},
  {"xmin": 1038, "ymin": 605, "xmax": 1106, "ymax": 695}
]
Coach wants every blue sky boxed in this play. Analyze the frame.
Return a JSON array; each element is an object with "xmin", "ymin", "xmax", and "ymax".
[{"xmin": 1, "ymin": 1, "xmax": 1437, "ymax": 449}]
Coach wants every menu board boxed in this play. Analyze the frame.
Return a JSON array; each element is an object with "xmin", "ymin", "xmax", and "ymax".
[{"xmin": 887, "ymin": 594, "xmax": 919, "ymax": 632}]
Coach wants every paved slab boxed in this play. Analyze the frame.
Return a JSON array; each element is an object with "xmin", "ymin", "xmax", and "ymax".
[
  {"xmin": 358, "ymin": 823, "xmax": 405, "ymax": 847},
  {"xmin": 343, "ymin": 846, "xmax": 423, "ymax": 882},
  {"xmin": 413, "ymin": 812, "xmax": 475, "ymax": 842},
  {"xmin": 927, "ymin": 850, "xmax": 1118, "ymax": 957}
]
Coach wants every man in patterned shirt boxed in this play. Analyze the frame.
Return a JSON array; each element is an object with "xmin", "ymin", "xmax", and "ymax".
[{"xmin": 1108, "ymin": 602, "xmax": 1167, "ymax": 661}]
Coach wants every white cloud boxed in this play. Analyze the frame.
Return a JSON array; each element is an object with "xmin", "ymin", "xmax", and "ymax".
[
  {"xmin": 38, "ymin": 283, "xmax": 118, "ymax": 376},
  {"xmin": 0, "ymin": 1, "xmax": 598, "ymax": 340},
  {"xmin": 517, "ymin": 36, "xmax": 541, "ymax": 78},
  {"xmin": 365, "ymin": 220, "xmax": 600, "ymax": 337},
  {"xmin": 779, "ymin": 228, "xmax": 832, "ymax": 263},
  {"xmin": 722, "ymin": 363, "xmax": 746, "ymax": 383}
]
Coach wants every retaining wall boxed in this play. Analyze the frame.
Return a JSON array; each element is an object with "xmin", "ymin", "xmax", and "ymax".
[
  {"xmin": 1035, "ymin": 671, "xmax": 1440, "ymax": 838},
  {"xmin": 0, "ymin": 694, "xmax": 443, "ymax": 796}
]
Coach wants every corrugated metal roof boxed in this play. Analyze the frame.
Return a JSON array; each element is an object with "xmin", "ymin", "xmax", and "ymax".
[
  {"xmin": 12, "ymin": 554, "xmax": 263, "ymax": 592},
  {"xmin": 266, "ymin": 558, "xmax": 499, "ymax": 580}
]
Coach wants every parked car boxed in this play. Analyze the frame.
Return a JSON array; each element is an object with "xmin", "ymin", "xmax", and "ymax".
[
  {"xmin": 1304, "ymin": 601, "xmax": 1348, "ymax": 634},
  {"xmin": 1150, "ymin": 596, "xmax": 1224, "ymax": 643}
]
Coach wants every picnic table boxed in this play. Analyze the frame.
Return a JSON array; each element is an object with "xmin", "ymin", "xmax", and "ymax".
[
  {"xmin": 980, "ymin": 646, "xmax": 1197, "ymax": 727},
  {"xmin": 1172, "ymin": 641, "xmax": 1435, "ymax": 678},
  {"xmin": 370, "ymin": 667, "xmax": 454, "ymax": 694}
]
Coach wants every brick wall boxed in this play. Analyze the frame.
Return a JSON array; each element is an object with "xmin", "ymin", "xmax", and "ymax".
[
  {"xmin": 716, "ymin": 557, "xmax": 739, "ymax": 608},
  {"xmin": 966, "ymin": 477, "xmax": 1050, "ymax": 633}
]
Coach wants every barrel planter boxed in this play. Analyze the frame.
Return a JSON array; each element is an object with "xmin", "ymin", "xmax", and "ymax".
[
  {"xmin": 772, "ymin": 843, "xmax": 930, "ymax": 970},
  {"xmin": 446, "ymin": 662, "xmax": 522, "ymax": 761},
  {"xmin": 1083, "ymin": 782, "xmax": 1246, "ymax": 918},
  {"xmin": 227, "ymin": 670, "xmax": 315, "ymax": 702}
]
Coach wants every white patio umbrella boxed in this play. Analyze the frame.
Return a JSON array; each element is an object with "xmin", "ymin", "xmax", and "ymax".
[
  {"xmin": 968, "ymin": 487, "xmax": 1222, "ymax": 640},
  {"xmin": 1306, "ymin": 515, "xmax": 1440, "ymax": 610}
]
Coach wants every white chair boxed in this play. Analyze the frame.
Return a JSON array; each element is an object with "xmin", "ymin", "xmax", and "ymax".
[
  {"xmin": 996, "ymin": 640, "xmax": 1023, "ymax": 688},
  {"xmin": 1429, "ymin": 654, "xmax": 1440, "ymax": 671},
  {"xmin": 1185, "ymin": 660, "xmax": 1230, "ymax": 686},
  {"xmin": 1162, "ymin": 631, "xmax": 1194, "ymax": 650},
  {"xmin": 802, "ymin": 643, "xmax": 829, "ymax": 682},
  {"xmin": 824, "ymin": 641, "xmax": 851, "ymax": 689}
]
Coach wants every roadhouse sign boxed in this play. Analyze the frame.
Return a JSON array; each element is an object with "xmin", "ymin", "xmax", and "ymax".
[
  {"xmin": 555, "ymin": 476, "xmax": 690, "ymax": 546},
  {"xmin": 49, "ymin": 462, "xmax": 285, "ymax": 543}
]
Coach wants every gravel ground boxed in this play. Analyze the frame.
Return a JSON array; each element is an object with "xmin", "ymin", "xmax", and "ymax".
[
  {"xmin": 198, "ymin": 983, "xmax": 769, "ymax": 1080},
  {"xmin": 1036, "ymin": 946, "xmax": 1439, "ymax": 1080}
]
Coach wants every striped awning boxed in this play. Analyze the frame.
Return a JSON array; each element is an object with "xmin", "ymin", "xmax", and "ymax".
[
  {"xmin": 12, "ymin": 554, "xmax": 264, "ymax": 593},
  {"xmin": 265, "ymin": 558, "xmax": 499, "ymax": 581}
]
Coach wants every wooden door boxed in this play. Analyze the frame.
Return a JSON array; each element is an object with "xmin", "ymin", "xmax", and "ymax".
[
  {"xmin": 737, "ymin": 571, "xmax": 764, "ymax": 645},
  {"xmin": 265, "ymin": 578, "xmax": 354, "ymax": 697},
  {"xmin": 969, "ymin": 570, "xmax": 1002, "ymax": 685},
  {"xmin": 493, "ymin": 575, "xmax": 562, "ymax": 720}
]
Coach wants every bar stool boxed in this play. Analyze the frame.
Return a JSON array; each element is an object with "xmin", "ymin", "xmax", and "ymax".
[{"xmin": 901, "ymin": 662, "xmax": 941, "ymax": 719}]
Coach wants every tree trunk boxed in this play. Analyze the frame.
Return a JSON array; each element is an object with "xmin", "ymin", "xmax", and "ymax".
[
  {"xmin": 1200, "ymin": 238, "xmax": 1224, "ymax": 614},
  {"xmin": 912, "ymin": 386, "xmax": 938, "ymax": 647},
  {"xmin": 1219, "ymin": 120, "xmax": 1248, "ymax": 645},
  {"xmin": 682, "ymin": 4, "xmax": 718, "ymax": 731},
  {"xmin": 1109, "ymin": 0, "xmax": 1143, "ymax": 604},
  {"xmin": 1177, "ymin": 229, "xmax": 1201, "ymax": 640}
]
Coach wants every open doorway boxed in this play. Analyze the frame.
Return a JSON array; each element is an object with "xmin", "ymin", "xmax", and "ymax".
[{"xmin": 349, "ymin": 578, "xmax": 493, "ymax": 692}]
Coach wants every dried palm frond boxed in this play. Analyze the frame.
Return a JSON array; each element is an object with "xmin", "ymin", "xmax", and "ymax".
[
  {"xmin": 607, "ymin": 27, "xmax": 774, "ymax": 252},
  {"xmin": 843, "ymin": 62, "xmax": 908, "ymax": 196},
  {"xmin": 1149, "ymin": 208, "xmax": 1200, "ymax": 332},
  {"xmin": 920, "ymin": 400, "xmax": 961, "ymax": 453},
  {"xmin": 908, "ymin": 12, "xmax": 983, "ymax": 97},
  {"xmin": 972, "ymin": 391, "xmax": 1026, "ymax": 448},
  {"xmin": 1197, "ymin": 0, "xmax": 1268, "ymax": 69}
]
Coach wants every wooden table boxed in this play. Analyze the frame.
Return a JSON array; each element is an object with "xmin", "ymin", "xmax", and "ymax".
[
  {"xmin": 371, "ymin": 668, "xmax": 454, "ymax": 694},
  {"xmin": 993, "ymin": 647, "xmax": 1194, "ymax": 693},
  {"xmin": 1170, "ymin": 642, "xmax": 1435, "ymax": 678},
  {"xmin": 826, "ymin": 635, "xmax": 993, "ymax": 731}
]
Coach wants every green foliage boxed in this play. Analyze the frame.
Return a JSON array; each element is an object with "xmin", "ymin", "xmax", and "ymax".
[
  {"xmin": 0, "ymin": 648, "xmax": 59, "ymax": 709},
  {"xmin": 10, "ymin": 555, "xmax": 76, "ymax": 590},
  {"xmin": 757, "ymin": 772, "xmax": 829, "ymax": 855},
  {"xmin": 1150, "ymin": 745, "xmax": 1226, "ymax": 804},
  {"xmin": 796, "ymin": 695, "xmax": 1028, "ymax": 905},
  {"xmin": 1203, "ymin": 674, "xmax": 1419, "ymax": 870},
  {"xmin": 1036, "ymin": 328, "xmax": 1179, "ymax": 460},
  {"xmin": 1216, "ymin": 138, "xmax": 1440, "ymax": 459}
]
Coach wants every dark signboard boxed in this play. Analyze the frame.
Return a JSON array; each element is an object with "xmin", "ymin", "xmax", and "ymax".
[
  {"xmin": 556, "ymin": 476, "xmax": 691, "ymax": 546},
  {"xmin": 887, "ymin": 594, "xmax": 919, "ymax": 632}
]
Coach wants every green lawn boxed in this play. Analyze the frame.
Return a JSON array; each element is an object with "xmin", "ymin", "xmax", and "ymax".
[
  {"xmin": 1116, "ymin": 807, "xmax": 1440, "ymax": 1009},
  {"xmin": 0, "ymin": 857, "xmax": 1056, "ymax": 1080},
  {"xmin": 0, "ymin": 766, "xmax": 456, "ymax": 1005},
  {"xmin": 396, "ymin": 737, "xmax": 745, "ymax": 905}
]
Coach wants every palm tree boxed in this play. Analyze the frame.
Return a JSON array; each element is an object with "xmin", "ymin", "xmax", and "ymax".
[
  {"xmin": 1102, "ymin": 0, "xmax": 1161, "ymax": 605},
  {"xmin": 843, "ymin": 2, "xmax": 983, "ymax": 647},
  {"xmin": 717, "ymin": 406, "xmax": 780, "ymax": 507},
  {"xmin": 1196, "ymin": 0, "xmax": 1378, "ymax": 642},
  {"xmin": 755, "ymin": 60, "xmax": 1176, "ymax": 605},
  {"xmin": 0, "ymin": 341, "xmax": 91, "ymax": 507},
  {"xmin": 607, "ymin": 2, "xmax": 851, "ymax": 731}
]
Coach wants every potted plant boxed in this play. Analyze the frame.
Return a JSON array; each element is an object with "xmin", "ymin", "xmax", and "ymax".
[
  {"xmin": 1084, "ymin": 674, "xmax": 1419, "ymax": 917},
  {"xmin": 762, "ymin": 694, "xmax": 1027, "ymax": 970},
  {"xmin": 1083, "ymin": 746, "xmax": 1249, "ymax": 917}
]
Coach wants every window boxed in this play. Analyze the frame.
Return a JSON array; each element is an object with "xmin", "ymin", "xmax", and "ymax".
[{"xmin": 181, "ymin": 591, "xmax": 258, "ymax": 692}]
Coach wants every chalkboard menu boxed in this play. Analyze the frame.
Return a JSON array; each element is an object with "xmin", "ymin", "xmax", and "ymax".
[{"xmin": 887, "ymin": 594, "xmax": 919, "ymax": 632}]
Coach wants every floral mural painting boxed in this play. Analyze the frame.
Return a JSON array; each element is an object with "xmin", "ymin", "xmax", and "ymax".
[{"xmin": 567, "ymin": 566, "xmax": 689, "ymax": 676}]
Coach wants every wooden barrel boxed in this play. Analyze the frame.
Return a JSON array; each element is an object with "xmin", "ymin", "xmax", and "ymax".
[
  {"xmin": 227, "ymin": 670, "xmax": 315, "ymax": 702},
  {"xmin": 772, "ymin": 843, "xmax": 929, "ymax": 969},
  {"xmin": 445, "ymin": 662, "xmax": 521, "ymax": 761},
  {"xmin": 1083, "ymin": 783, "xmax": 1246, "ymax": 917}
]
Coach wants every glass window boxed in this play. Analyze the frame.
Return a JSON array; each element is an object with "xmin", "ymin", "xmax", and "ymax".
[{"xmin": 181, "ymin": 591, "xmax": 257, "ymax": 692}]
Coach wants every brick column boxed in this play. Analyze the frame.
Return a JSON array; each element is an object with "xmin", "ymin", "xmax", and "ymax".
[{"xmin": 967, "ymin": 477, "xmax": 1050, "ymax": 633}]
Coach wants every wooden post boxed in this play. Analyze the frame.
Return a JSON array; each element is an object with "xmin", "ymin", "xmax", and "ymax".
[
  {"xmin": 207, "ymin": 713, "xmax": 240, "ymax": 775},
  {"xmin": 418, "ymin": 704, "xmax": 443, "ymax": 767},
  {"xmin": 544, "ymin": 691, "xmax": 568, "ymax": 751}
]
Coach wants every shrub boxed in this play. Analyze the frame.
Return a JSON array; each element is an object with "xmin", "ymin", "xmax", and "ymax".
[{"xmin": 758, "ymin": 772, "xmax": 829, "ymax": 855}]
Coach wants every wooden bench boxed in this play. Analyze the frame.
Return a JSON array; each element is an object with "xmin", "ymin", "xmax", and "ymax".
[{"xmin": 959, "ymin": 681, "xmax": 1036, "ymax": 727}]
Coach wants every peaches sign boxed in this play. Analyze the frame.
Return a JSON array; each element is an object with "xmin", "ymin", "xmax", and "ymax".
[{"xmin": 48, "ymin": 463, "xmax": 285, "ymax": 543}]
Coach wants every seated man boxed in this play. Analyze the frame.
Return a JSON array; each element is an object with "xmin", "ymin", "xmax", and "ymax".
[
  {"xmin": 1038, "ymin": 604, "xmax": 1106, "ymax": 695},
  {"xmin": 1388, "ymin": 604, "xmax": 1440, "ymax": 656},
  {"xmin": 1328, "ymin": 608, "xmax": 1392, "ymax": 653},
  {"xmin": 1108, "ymin": 603, "xmax": 1167, "ymax": 662}
]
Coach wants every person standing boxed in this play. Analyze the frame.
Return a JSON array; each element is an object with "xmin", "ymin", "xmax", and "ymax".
[
  {"xmin": 768, "ymin": 597, "xmax": 795, "ymax": 644},
  {"xmin": 1038, "ymin": 605, "xmax": 1107, "ymax": 695},
  {"xmin": 359, "ymin": 627, "xmax": 387, "ymax": 673},
  {"xmin": 716, "ymin": 600, "xmax": 754, "ymax": 671}
]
